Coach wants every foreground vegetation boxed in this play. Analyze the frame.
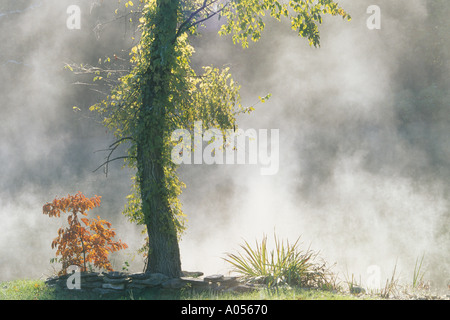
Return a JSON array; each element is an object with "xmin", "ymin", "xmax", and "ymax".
[
  {"xmin": 0, "ymin": 278, "xmax": 367, "ymax": 300},
  {"xmin": 3, "ymin": 277, "xmax": 447, "ymax": 300},
  {"xmin": 2, "ymin": 234, "xmax": 446, "ymax": 301}
]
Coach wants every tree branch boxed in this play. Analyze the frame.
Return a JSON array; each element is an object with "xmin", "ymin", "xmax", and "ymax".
[
  {"xmin": 175, "ymin": 0, "xmax": 223, "ymax": 39},
  {"xmin": 187, "ymin": 4, "xmax": 226, "ymax": 30},
  {"xmin": 93, "ymin": 156, "xmax": 135, "ymax": 175},
  {"xmin": 93, "ymin": 137, "xmax": 135, "ymax": 176},
  {"xmin": 109, "ymin": 136, "xmax": 135, "ymax": 148}
]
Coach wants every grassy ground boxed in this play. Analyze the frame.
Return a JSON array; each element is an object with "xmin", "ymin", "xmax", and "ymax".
[{"xmin": 0, "ymin": 278, "xmax": 370, "ymax": 300}]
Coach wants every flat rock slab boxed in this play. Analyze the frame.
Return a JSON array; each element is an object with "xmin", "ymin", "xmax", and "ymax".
[
  {"xmin": 83, "ymin": 276, "xmax": 104, "ymax": 283},
  {"xmin": 103, "ymin": 271, "xmax": 128, "ymax": 279},
  {"xmin": 204, "ymin": 274, "xmax": 224, "ymax": 282},
  {"xmin": 217, "ymin": 277, "xmax": 240, "ymax": 288},
  {"xmin": 126, "ymin": 283, "xmax": 149, "ymax": 290},
  {"xmin": 80, "ymin": 272, "xmax": 101, "ymax": 278},
  {"xmin": 92, "ymin": 287, "xmax": 124, "ymax": 295},
  {"xmin": 181, "ymin": 277, "xmax": 213, "ymax": 288},
  {"xmin": 132, "ymin": 273, "xmax": 170, "ymax": 287},
  {"xmin": 182, "ymin": 271, "xmax": 204, "ymax": 278},
  {"xmin": 129, "ymin": 272, "xmax": 153, "ymax": 280},
  {"xmin": 103, "ymin": 277, "xmax": 130, "ymax": 284},
  {"xmin": 102, "ymin": 283, "xmax": 126, "ymax": 290},
  {"xmin": 161, "ymin": 277, "xmax": 212, "ymax": 289},
  {"xmin": 80, "ymin": 281, "xmax": 104, "ymax": 289}
]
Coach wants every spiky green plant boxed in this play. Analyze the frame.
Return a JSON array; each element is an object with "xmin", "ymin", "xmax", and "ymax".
[
  {"xmin": 224, "ymin": 233, "xmax": 334, "ymax": 289},
  {"xmin": 412, "ymin": 254, "xmax": 426, "ymax": 289}
]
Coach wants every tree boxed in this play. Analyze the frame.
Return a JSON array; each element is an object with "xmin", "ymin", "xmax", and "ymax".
[
  {"xmin": 89, "ymin": 0, "xmax": 350, "ymax": 277},
  {"xmin": 43, "ymin": 192, "xmax": 128, "ymax": 275}
]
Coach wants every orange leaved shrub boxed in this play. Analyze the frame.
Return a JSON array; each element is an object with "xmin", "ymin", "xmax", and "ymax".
[{"xmin": 43, "ymin": 191, "xmax": 128, "ymax": 275}]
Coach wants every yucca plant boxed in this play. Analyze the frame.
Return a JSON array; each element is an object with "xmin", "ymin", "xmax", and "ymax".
[{"xmin": 224, "ymin": 233, "xmax": 332, "ymax": 289}]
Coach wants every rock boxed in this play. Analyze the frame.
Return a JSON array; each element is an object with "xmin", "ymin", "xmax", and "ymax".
[
  {"xmin": 103, "ymin": 276, "xmax": 130, "ymax": 284},
  {"xmin": 45, "ymin": 276, "xmax": 59, "ymax": 285},
  {"xmin": 103, "ymin": 271, "xmax": 128, "ymax": 279},
  {"xmin": 182, "ymin": 271, "xmax": 204, "ymax": 278},
  {"xmin": 129, "ymin": 272, "xmax": 153, "ymax": 280},
  {"xmin": 204, "ymin": 274, "xmax": 224, "ymax": 282},
  {"xmin": 92, "ymin": 288, "xmax": 123, "ymax": 295},
  {"xmin": 126, "ymin": 283, "xmax": 148, "ymax": 290},
  {"xmin": 80, "ymin": 281, "xmax": 104, "ymax": 289},
  {"xmin": 217, "ymin": 277, "xmax": 239, "ymax": 288},
  {"xmin": 219, "ymin": 276, "xmax": 238, "ymax": 283},
  {"xmin": 181, "ymin": 277, "xmax": 213, "ymax": 289},
  {"xmin": 132, "ymin": 273, "xmax": 170, "ymax": 287},
  {"xmin": 102, "ymin": 283, "xmax": 126, "ymax": 290},
  {"xmin": 83, "ymin": 275, "xmax": 104, "ymax": 282},
  {"xmin": 161, "ymin": 278, "xmax": 186, "ymax": 289},
  {"xmin": 80, "ymin": 272, "xmax": 101, "ymax": 278},
  {"xmin": 350, "ymin": 286, "xmax": 366, "ymax": 294}
]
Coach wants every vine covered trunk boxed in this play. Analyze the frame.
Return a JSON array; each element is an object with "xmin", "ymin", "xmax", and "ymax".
[{"xmin": 137, "ymin": 0, "xmax": 182, "ymax": 278}]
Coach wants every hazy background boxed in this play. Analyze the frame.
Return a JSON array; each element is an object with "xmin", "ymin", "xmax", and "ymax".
[{"xmin": 0, "ymin": 0, "xmax": 448, "ymax": 291}]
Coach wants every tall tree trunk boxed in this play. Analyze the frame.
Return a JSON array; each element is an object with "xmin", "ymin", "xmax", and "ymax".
[{"xmin": 137, "ymin": 0, "xmax": 182, "ymax": 278}]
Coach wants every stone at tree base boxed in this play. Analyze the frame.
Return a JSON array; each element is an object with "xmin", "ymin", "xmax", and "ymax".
[
  {"xmin": 132, "ymin": 273, "xmax": 170, "ymax": 287},
  {"xmin": 204, "ymin": 274, "xmax": 224, "ymax": 282},
  {"xmin": 126, "ymin": 283, "xmax": 148, "ymax": 290},
  {"xmin": 103, "ymin": 276, "xmax": 130, "ymax": 284},
  {"xmin": 102, "ymin": 283, "xmax": 126, "ymax": 290},
  {"xmin": 103, "ymin": 271, "xmax": 128, "ymax": 279},
  {"xmin": 181, "ymin": 277, "xmax": 213, "ymax": 289},
  {"xmin": 80, "ymin": 281, "xmax": 104, "ymax": 289},
  {"xmin": 216, "ymin": 277, "xmax": 239, "ymax": 288},
  {"xmin": 80, "ymin": 272, "xmax": 101, "ymax": 278},
  {"xmin": 161, "ymin": 278, "xmax": 185, "ymax": 289},
  {"xmin": 82, "ymin": 275, "xmax": 104, "ymax": 282},
  {"xmin": 92, "ymin": 287, "xmax": 123, "ymax": 296},
  {"xmin": 129, "ymin": 272, "xmax": 153, "ymax": 280},
  {"xmin": 45, "ymin": 270, "xmax": 267, "ymax": 295},
  {"xmin": 182, "ymin": 271, "xmax": 204, "ymax": 278},
  {"xmin": 44, "ymin": 277, "xmax": 60, "ymax": 287}
]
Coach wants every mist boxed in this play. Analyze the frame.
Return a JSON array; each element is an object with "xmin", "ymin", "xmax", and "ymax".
[{"xmin": 0, "ymin": 0, "xmax": 448, "ymax": 292}]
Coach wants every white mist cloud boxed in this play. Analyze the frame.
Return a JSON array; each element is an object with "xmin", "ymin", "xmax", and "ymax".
[{"xmin": 179, "ymin": 0, "xmax": 450, "ymax": 290}]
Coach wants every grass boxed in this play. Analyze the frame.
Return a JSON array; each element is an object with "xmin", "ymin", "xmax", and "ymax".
[
  {"xmin": 412, "ymin": 254, "xmax": 426, "ymax": 290},
  {"xmin": 380, "ymin": 260, "xmax": 399, "ymax": 299},
  {"xmin": 0, "ymin": 279, "xmax": 54, "ymax": 300}
]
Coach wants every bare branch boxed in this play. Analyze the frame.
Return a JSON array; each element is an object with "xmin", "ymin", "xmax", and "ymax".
[
  {"xmin": 187, "ymin": 4, "xmax": 226, "ymax": 30},
  {"xmin": 109, "ymin": 136, "xmax": 134, "ymax": 148},
  {"xmin": 93, "ymin": 137, "xmax": 135, "ymax": 176},
  {"xmin": 175, "ymin": 0, "xmax": 222, "ymax": 39},
  {"xmin": 93, "ymin": 156, "xmax": 135, "ymax": 175}
]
